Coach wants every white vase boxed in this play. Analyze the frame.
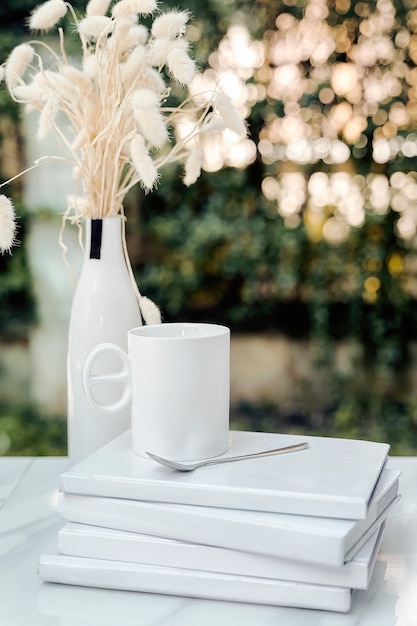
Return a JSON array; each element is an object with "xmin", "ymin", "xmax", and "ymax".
[{"xmin": 67, "ymin": 216, "xmax": 142, "ymax": 466}]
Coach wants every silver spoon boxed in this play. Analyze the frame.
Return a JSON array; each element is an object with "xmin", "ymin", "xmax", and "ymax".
[{"xmin": 145, "ymin": 441, "xmax": 309, "ymax": 472}]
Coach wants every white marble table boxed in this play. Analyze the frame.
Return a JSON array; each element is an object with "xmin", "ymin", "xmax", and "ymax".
[{"xmin": 0, "ymin": 456, "xmax": 416, "ymax": 626}]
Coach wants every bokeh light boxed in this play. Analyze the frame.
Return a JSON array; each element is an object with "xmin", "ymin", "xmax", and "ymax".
[
  {"xmin": 202, "ymin": 0, "xmax": 417, "ymax": 258},
  {"xmin": 185, "ymin": 0, "xmax": 417, "ymax": 264}
]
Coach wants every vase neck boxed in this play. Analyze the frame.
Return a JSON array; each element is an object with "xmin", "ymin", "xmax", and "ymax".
[{"xmin": 84, "ymin": 217, "xmax": 124, "ymax": 262}]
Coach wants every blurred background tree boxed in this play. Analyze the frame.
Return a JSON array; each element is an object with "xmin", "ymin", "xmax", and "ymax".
[
  {"xmin": 2, "ymin": 0, "xmax": 417, "ymax": 454},
  {"xmin": 136, "ymin": 0, "xmax": 417, "ymax": 451}
]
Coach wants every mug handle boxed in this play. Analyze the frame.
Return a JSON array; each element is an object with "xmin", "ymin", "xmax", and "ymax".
[{"xmin": 82, "ymin": 343, "xmax": 131, "ymax": 414}]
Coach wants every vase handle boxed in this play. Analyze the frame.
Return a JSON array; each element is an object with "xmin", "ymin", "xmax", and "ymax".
[{"xmin": 82, "ymin": 343, "xmax": 131, "ymax": 413}]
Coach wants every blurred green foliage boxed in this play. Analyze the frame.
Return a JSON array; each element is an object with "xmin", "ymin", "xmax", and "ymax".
[
  {"xmin": 137, "ymin": 166, "xmax": 417, "ymax": 361},
  {"xmin": 0, "ymin": 205, "xmax": 36, "ymax": 339},
  {"xmin": 231, "ymin": 396, "xmax": 417, "ymax": 456},
  {"xmin": 0, "ymin": 404, "xmax": 67, "ymax": 456},
  {"xmin": 1, "ymin": 395, "xmax": 417, "ymax": 456}
]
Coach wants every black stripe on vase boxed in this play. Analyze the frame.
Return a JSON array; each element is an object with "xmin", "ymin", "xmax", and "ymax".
[{"xmin": 90, "ymin": 219, "xmax": 103, "ymax": 259}]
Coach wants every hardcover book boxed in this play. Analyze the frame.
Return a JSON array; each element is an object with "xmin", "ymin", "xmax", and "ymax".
[
  {"xmin": 57, "ymin": 521, "xmax": 385, "ymax": 590},
  {"xmin": 38, "ymin": 546, "xmax": 353, "ymax": 613},
  {"xmin": 60, "ymin": 429, "xmax": 390, "ymax": 520},
  {"xmin": 59, "ymin": 468, "xmax": 400, "ymax": 566}
]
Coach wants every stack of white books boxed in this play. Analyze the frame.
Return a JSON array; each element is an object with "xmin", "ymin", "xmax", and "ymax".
[{"xmin": 39, "ymin": 429, "xmax": 401, "ymax": 613}]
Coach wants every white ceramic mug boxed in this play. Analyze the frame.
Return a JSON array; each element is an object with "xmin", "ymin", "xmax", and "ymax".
[{"xmin": 82, "ymin": 322, "xmax": 230, "ymax": 461}]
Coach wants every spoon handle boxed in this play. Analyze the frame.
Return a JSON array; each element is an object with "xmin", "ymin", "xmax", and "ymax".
[{"xmin": 202, "ymin": 441, "xmax": 309, "ymax": 468}]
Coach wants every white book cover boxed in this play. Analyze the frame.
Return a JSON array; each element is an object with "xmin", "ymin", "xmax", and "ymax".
[
  {"xmin": 58, "ymin": 521, "xmax": 385, "ymax": 590},
  {"xmin": 60, "ymin": 430, "xmax": 390, "ymax": 520},
  {"xmin": 59, "ymin": 468, "xmax": 400, "ymax": 566},
  {"xmin": 38, "ymin": 545, "xmax": 352, "ymax": 613}
]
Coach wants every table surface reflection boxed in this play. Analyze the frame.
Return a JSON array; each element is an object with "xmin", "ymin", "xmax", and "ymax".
[{"xmin": 0, "ymin": 455, "xmax": 416, "ymax": 626}]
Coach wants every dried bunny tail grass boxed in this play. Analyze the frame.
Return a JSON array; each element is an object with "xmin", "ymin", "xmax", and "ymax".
[
  {"xmin": 72, "ymin": 165, "xmax": 83, "ymax": 180},
  {"xmin": 5, "ymin": 44, "xmax": 35, "ymax": 90},
  {"xmin": 147, "ymin": 37, "xmax": 188, "ymax": 67},
  {"xmin": 130, "ymin": 135, "xmax": 159, "ymax": 191},
  {"xmin": 139, "ymin": 295, "xmax": 162, "ymax": 324},
  {"xmin": 115, "ymin": 24, "xmax": 148, "ymax": 56},
  {"xmin": 167, "ymin": 48, "xmax": 196, "ymax": 85},
  {"xmin": 66, "ymin": 195, "xmax": 92, "ymax": 218},
  {"xmin": 0, "ymin": 195, "xmax": 18, "ymax": 253},
  {"xmin": 113, "ymin": 15, "xmax": 134, "ymax": 38},
  {"xmin": 83, "ymin": 53, "xmax": 100, "ymax": 79},
  {"xmin": 121, "ymin": 45, "xmax": 147, "ymax": 86},
  {"xmin": 138, "ymin": 68, "xmax": 167, "ymax": 94},
  {"xmin": 31, "ymin": 69, "xmax": 52, "ymax": 90},
  {"xmin": 43, "ymin": 70, "xmax": 78, "ymax": 101},
  {"xmin": 112, "ymin": 0, "xmax": 158, "ymax": 18},
  {"xmin": 78, "ymin": 16, "xmax": 114, "ymax": 40},
  {"xmin": 0, "ymin": 0, "xmax": 247, "ymax": 233},
  {"xmin": 215, "ymin": 92, "xmax": 246, "ymax": 136},
  {"xmin": 86, "ymin": 0, "xmax": 112, "ymax": 16},
  {"xmin": 133, "ymin": 110, "xmax": 168, "ymax": 149},
  {"xmin": 127, "ymin": 23, "xmax": 149, "ymax": 45},
  {"xmin": 183, "ymin": 147, "xmax": 201, "ymax": 186},
  {"xmin": 131, "ymin": 87, "xmax": 158, "ymax": 108},
  {"xmin": 151, "ymin": 10, "xmax": 190, "ymax": 40},
  {"xmin": 11, "ymin": 83, "xmax": 47, "ymax": 104},
  {"xmin": 111, "ymin": 16, "xmax": 138, "ymax": 50},
  {"xmin": 61, "ymin": 66, "xmax": 92, "ymax": 91},
  {"xmin": 132, "ymin": 89, "xmax": 168, "ymax": 148},
  {"xmin": 37, "ymin": 96, "xmax": 59, "ymax": 139},
  {"xmin": 29, "ymin": 0, "xmax": 68, "ymax": 31},
  {"xmin": 26, "ymin": 72, "xmax": 57, "ymax": 104},
  {"xmin": 202, "ymin": 116, "xmax": 227, "ymax": 133},
  {"xmin": 71, "ymin": 129, "xmax": 88, "ymax": 151}
]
